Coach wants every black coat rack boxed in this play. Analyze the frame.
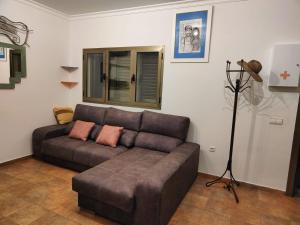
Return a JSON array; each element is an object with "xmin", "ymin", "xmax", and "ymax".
[{"xmin": 205, "ymin": 60, "xmax": 257, "ymax": 203}]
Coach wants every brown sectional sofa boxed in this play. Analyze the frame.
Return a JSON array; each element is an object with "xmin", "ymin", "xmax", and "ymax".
[{"xmin": 32, "ymin": 104, "xmax": 200, "ymax": 225}]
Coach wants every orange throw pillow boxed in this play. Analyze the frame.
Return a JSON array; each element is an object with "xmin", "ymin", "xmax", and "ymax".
[
  {"xmin": 96, "ymin": 125, "xmax": 124, "ymax": 147},
  {"xmin": 69, "ymin": 120, "xmax": 95, "ymax": 141}
]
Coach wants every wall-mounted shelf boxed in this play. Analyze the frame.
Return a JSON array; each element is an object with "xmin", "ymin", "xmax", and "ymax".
[
  {"xmin": 61, "ymin": 81, "xmax": 78, "ymax": 88},
  {"xmin": 61, "ymin": 66, "xmax": 78, "ymax": 72},
  {"xmin": 60, "ymin": 65, "xmax": 78, "ymax": 88}
]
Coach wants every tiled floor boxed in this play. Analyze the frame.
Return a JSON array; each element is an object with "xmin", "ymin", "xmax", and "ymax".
[{"xmin": 0, "ymin": 158, "xmax": 300, "ymax": 225}]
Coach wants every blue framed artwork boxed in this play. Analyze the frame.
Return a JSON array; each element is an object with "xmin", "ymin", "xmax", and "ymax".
[
  {"xmin": 0, "ymin": 47, "xmax": 6, "ymax": 61},
  {"xmin": 171, "ymin": 6, "xmax": 213, "ymax": 63}
]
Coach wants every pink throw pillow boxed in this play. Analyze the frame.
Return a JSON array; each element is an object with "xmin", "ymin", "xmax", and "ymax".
[
  {"xmin": 69, "ymin": 120, "xmax": 95, "ymax": 141},
  {"xmin": 96, "ymin": 125, "xmax": 124, "ymax": 147}
]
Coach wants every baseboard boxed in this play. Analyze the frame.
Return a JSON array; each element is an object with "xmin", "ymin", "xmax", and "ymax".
[
  {"xmin": 0, "ymin": 155, "xmax": 33, "ymax": 167},
  {"xmin": 199, "ymin": 172, "xmax": 285, "ymax": 194}
]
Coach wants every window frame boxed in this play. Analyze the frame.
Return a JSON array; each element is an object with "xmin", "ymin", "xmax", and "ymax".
[
  {"xmin": 83, "ymin": 46, "xmax": 164, "ymax": 109},
  {"xmin": 106, "ymin": 47, "xmax": 134, "ymax": 106},
  {"xmin": 82, "ymin": 48, "xmax": 106, "ymax": 103}
]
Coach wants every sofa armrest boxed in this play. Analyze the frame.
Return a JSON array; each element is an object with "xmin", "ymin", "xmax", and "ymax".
[
  {"xmin": 32, "ymin": 124, "xmax": 68, "ymax": 158},
  {"xmin": 134, "ymin": 142, "xmax": 200, "ymax": 225}
]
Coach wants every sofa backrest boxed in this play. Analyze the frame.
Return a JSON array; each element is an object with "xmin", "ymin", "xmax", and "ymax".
[
  {"xmin": 104, "ymin": 107, "xmax": 142, "ymax": 131},
  {"xmin": 72, "ymin": 104, "xmax": 191, "ymax": 151},
  {"xmin": 134, "ymin": 111, "xmax": 190, "ymax": 153},
  {"xmin": 104, "ymin": 107, "xmax": 142, "ymax": 148},
  {"xmin": 140, "ymin": 111, "xmax": 190, "ymax": 140},
  {"xmin": 73, "ymin": 104, "xmax": 106, "ymax": 125}
]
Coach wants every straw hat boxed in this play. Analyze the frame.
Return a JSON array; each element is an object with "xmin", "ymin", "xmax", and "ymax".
[{"xmin": 237, "ymin": 60, "xmax": 263, "ymax": 82}]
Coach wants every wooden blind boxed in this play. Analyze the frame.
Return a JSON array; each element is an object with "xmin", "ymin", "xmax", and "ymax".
[{"xmin": 136, "ymin": 52, "xmax": 158, "ymax": 103}]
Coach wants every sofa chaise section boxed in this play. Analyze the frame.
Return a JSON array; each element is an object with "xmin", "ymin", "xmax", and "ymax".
[
  {"xmin": 134, "ymin": 143, "xmax": 199, "ymax": 225},
  {"xmin": 72, "ymin": 110, "xmax": 200, "ymax": 225},
  {"xmin": 73, "ymin": 143, "xmax": 199, "ymax": 225},
  {"xmin": 73, "ymin": 148, "xmax": 167, "ymax": 213}
]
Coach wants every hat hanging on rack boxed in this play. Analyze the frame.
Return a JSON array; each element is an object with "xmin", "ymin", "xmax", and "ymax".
[{"xmin": 237, "ymin": 60, "xmax": 263, "ymax": 82}]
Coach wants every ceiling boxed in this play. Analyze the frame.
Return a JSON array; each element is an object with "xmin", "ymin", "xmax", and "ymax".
[{"xmin": 32, "ymin": 0, "xmax": 185, "ymax": 15}]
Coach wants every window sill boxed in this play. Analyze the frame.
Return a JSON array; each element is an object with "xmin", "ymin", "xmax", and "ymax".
[{"xmin": 82, "ymin": 98, "xmax": 161, "ymax": 110}]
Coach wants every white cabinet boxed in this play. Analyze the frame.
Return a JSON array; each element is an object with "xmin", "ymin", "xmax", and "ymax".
[{"xmin": 268, "ymin": 44, "xmax": 300, "ymax": 87}]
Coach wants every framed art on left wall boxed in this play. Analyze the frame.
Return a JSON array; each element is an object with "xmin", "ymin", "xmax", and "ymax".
[
  {"xmin": 171, "ymin": 6, "xmax": 213, "ymax": 63},
  {"xmin": 0, "ymin": 47, "xmax": 6, "ymax": 61}
]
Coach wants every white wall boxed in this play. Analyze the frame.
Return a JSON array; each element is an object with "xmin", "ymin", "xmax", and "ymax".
[
  {"xmin": 0, "ymin": 0, "xmax": 70, "ymax": 163},
  {"xmin": 0, "ymin": 0, "xmax": 298, "ymax": 191},
  {"xmin": 68, "ymin": 0, "xmax": 300, "ymax": 190}
]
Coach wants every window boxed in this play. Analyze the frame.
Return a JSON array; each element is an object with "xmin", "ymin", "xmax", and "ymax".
[{"xmin": 83, "ymin": 46, "xmax": 164, "ymax": 109}]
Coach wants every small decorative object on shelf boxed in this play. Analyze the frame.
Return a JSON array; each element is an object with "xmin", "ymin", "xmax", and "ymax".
[
  {"xmin": 205, "ymin": 59, "xmax": 263, "ymax": 203},
  {"xmin": 61, "ymin": 81, "xmax": 78, "ymax": 88}
]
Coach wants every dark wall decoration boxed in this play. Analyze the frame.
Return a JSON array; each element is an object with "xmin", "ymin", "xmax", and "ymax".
[{"xmin": 0, "ymin": 15, "xmax": 31, "ymax": 46}]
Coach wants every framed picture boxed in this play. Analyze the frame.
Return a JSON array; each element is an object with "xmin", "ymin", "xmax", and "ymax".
[
  {"xmin": 0, "ymin": 47, "xmax": 7, "ymax": 61},
  {"xmin": 171, "ymin": 6, "xmax": 213, "ymax": 63}
]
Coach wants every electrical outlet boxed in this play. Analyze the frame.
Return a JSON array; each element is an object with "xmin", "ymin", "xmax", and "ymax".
[
  {"xmin": 269, "ymin": 117, "xmax": 284, "ymax": 125},
  {"xmin": 209, "ymin": 146, "xmax": 216, "ymax": 152}
]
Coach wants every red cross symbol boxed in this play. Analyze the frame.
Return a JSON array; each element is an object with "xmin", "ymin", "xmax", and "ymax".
[{"xmin": 280, "ymin": 71, "xmax": 290, "ymax": 80}]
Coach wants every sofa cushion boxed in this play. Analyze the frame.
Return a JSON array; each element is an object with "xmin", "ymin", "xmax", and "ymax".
[
  {"xmin": 42, "ymin": 136, "xmax": 86, "ymax": 161},
  {"xmin": 72, "ymin": 148, "xmax": 167, "ymax": 213},
  {"xmin": 73, "ymin": 142, "xmax": 127, "ymax": 167},
  {"xmin": 73, "ymin": 104, "xmax": 107, "ymax": 125},
  {"xmin": 65, "ymin": 121, "xmax": 75, "ymax": 134},
  {"xmin": 53, "ymin": 107, "xmax": 74, "ymax": 125},
  {"xmin": 119, "ymin": 129, "xmax": 138, "ymax": 148},
  {"xmin": 66, "ymin": 123, "xmax": 102, "ymax": 141},
  {"xmin": 104, "ymin": 108, "xmax": 142, "ymax": 131},
  {"xmin": 90, "ymin": 126, "xmax": 136, "ymax": 147},
  {"xmin": 141, "ymin": 111, "xmax": 190, "ymax": 140},
  {"xmin": 90, "ymin": 125, "xmax": 103, "ymax": 140},
  {"xmin": 96, "ymin": 125, "xmax": 124, "ymax": 148},
  {"xmin": 135, "ymin": 132, "xmax": 182, "ymax": 153},
  {"xmin": 69, "ymin": 120, "xmax": 95, "ymax": 141}
]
